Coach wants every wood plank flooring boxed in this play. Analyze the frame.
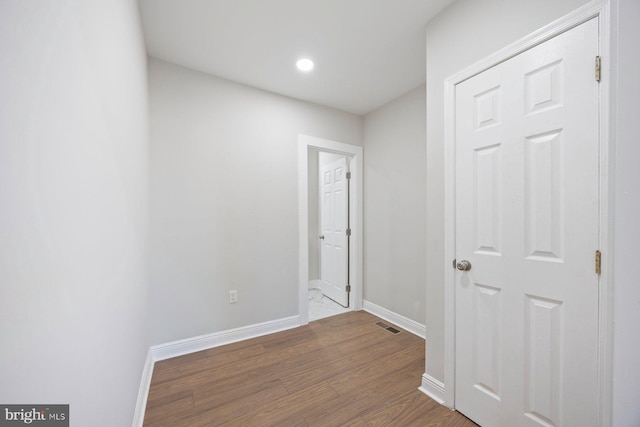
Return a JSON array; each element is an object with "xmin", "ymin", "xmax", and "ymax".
[{"xmin": 144, "ymin": 311, "xmax": 478, "ymax": 426}]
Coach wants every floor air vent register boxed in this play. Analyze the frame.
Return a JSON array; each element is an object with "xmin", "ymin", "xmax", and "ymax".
[{"xmin": 375, "ymin": 321, "xmax": 402, "ymax": 335}]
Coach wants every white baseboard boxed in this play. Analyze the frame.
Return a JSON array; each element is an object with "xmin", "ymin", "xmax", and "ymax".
[
  {"xmin": 419, "ymin": 373, "xmax": 446, "ymax": 405},
  {"xmin": 132, "ymin": 349, "xmax": 154, "ymax": 427},
  {"xmin": 363, "ymin": 300, "xmax": 426, "ymax": 339},
  {"xmin": 150, "ymin": 315, "xmax": 301, "ymax": 361}
]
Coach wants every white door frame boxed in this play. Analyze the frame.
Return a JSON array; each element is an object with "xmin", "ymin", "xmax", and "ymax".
[
  {"xmin": 441, "ymin": 2, "xmax": 612, "ymax": 425},
  {"xmin": 298, "ymin": 134, "xmax": 363, "ymax": 324}
]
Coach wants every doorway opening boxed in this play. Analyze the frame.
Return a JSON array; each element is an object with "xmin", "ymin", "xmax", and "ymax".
[
  {"xmin": 309, "ymin": 151, "xmax": 352, "ymax": 321},
  {"xmin": 297, "ymin": 134, "xmax": 363, "ymax": 325}
]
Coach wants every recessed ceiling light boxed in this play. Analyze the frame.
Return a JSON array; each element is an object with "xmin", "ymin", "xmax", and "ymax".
[{"xmin": 296, "ymin": 58, "xmax": 314, "ymax": 72}]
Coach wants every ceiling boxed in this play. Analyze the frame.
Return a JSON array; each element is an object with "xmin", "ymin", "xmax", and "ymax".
[{"xmin": 139, "ymin": 0, "xmax": 455, "ymax": 115}]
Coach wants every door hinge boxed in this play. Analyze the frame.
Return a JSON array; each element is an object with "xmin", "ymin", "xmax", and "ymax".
[
  {"xmin": 595, "ymin": 56, "xmax": 601, "ymax": 82},
  {"xmin": 346, "ymin": 171, "xmax": 352, "ymax": 180},
  {"xmin": 346, "ymin": 284, "xmax": 351, "ymax": 293},
  {"xmin": 595, "ymin": 250, "xmax": 602, "ymax": 275},
  {"xmin": 346, "ymin": 228, "xmax": 351, "ymax": 236}
]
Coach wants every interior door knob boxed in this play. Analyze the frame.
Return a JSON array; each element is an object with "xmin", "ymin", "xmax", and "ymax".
[
  {"xmin": 456, "ymin": 260, "xmax": 472, "ymax": 271},
  {"xmin": 319, "ymin": 235, "xmax": 325, "ymax": 240}
]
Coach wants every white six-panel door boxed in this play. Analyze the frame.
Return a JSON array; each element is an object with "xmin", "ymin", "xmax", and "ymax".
[
  {"xmin": 320, "ymin": 157, "xmax": 349, "ymax": 307},
  {"xmin": 454, "ymin": 18, "xmax": 599, "ymax": 427}
]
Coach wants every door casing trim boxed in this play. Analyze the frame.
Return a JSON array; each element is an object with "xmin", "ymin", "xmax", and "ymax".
[
  {"xmin": 440, "ymin": 3, "xmax": 612, "ymax": 426},
  {"xmin": 297, "ymin": 134, "xmax": 363, "ymax": 325}
]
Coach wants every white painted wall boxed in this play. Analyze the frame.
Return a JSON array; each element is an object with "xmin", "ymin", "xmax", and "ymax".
[
  {"xmin": 611, "ymin": 1, "xmax": 640, "ymax": 425},
  {"xmin": 424, "ymin": 0, "xmax": 590, "ymax": 390},
  {"xmin": 363, "ymin": 85, "xmax": 426, "ymax": 324},
  {"xmin": 148, "ymin": 59, "xmax": 362, "ymax": 345},
  {"xmin": 0, "ymin": 1, "xmax": 149, "ymax": 426}
]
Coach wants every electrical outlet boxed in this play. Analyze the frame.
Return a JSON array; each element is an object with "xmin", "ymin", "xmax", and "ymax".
[{"xmin": 229, "ymin": 290, "xmax": 238, "ymax": 304}]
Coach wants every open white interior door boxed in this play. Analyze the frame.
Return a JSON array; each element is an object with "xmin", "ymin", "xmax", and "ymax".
[
  {"xmin": 454, "ymin": 18, "xmax": 600, "ymax": 427},
  {"xmin": 319, "ymin": 156, "xmax": 349, "ymax": 307}
]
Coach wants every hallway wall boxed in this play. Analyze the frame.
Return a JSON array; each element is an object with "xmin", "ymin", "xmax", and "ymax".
[
  {"xmin": 0, "ymin": 1, "xmax": 150, "ymax": 425},
  {"xmin": 611, "ymin": 0, "xmax": 640, "ymax": 424},
  {"xmin": 363, "ymin": 85, "xmax": 427, "ymax": 324},
  {"xmin": 148, "ymin": 59, "xmax": 362, "ymax": 345}
]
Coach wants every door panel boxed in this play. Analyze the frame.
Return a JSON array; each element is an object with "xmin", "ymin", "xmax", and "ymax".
[
  {"xmin": 524, "ymin": 294, "xmax": 563, "ymax": 426},
  {"xmin": 525, "ymin": 130, "xmax": 564, "ymax": 261},
  {"xmin": 455, "ymin": 18, "xmax": 599, "ymax": 427},
  {"xmin": 319, "ymin": 157, "xmax": 349, "ymax": 306},
  {"xmin": 472, "ymin": 282, "xmax": 502, "ymax": 401},
  {"xmin": 474, "ymin": 143, "xmax": 502, "ymax": 255}
]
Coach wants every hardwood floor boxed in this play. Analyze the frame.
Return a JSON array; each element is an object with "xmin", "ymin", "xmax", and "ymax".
[{"xmin": 144, "ymin": 311, "xmax": 478, "ymax": 426}]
